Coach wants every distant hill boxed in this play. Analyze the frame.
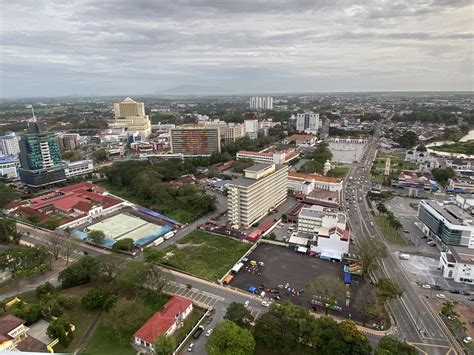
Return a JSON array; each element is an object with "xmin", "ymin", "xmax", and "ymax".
[{"xmin": 154, "ymin": 85, "xmax": 230, "ymax": 96}]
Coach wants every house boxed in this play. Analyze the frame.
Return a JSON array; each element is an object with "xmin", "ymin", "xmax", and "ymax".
[
  {"xmin": 0, "ymin": 314, "xmax": 29, "ymax": 352},
  {"xmin": 134, "ymin": 295, "xmax": 193, "ymax": 351}
]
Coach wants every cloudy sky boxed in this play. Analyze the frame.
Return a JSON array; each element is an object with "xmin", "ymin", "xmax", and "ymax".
[{"xmin": 1, "ymin": 0, "xmax": 473, "ymax": 97}]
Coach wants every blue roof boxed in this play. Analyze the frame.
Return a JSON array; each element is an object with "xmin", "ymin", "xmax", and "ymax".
[{"xmin": 0, "ymin": 155, "xmax": 19, "ymax": 163}]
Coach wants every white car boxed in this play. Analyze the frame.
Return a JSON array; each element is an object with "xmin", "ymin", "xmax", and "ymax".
[
  {"xmin": 261, "ymin": 301, "xmax": 270, "ymax": 307},
  {"xmin": 463, "ymin": 336, "xmax": 472, "ymax": 344},
  {"xmin": 436, "ymin": 293, "xmax": 446, "ymax": 299},
  {"xmin": 187, "ymin": 343, "xmax": 194, "ymax": 352},
  {"xmin": 422, "ymin": 284, "xmax": 431, "ymax": 289},
  {"xmin": 206, "ymin": 329, "xmax": 213, "ymax": 337},
  {"xmin": 244, "ymin": 300, "xmax": 250, "ymax": 308}
]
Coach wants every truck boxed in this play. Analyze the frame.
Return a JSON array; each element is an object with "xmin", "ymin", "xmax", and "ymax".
[
  {"xmin": 163, "ymin": 231, "xmax": 175, "ymax": 240},
  {"xmin": 399, "ymin": 254, "xmax": 410, "ymax": 260}
]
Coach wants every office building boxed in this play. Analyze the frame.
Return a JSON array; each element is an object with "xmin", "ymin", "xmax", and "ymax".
[
  {"xmin": 170, "ymin": 127, "xmax": 221, "ymax": 156},
  {"xmin": 296, "ymin": 112, "xmax": 319, "ymax": 134},
  {"xmin": 198, "ymin": 120, "xmax": 245, "ymax": 144},
  {"xmin": 18, "ymin": 119, "xmax": 66, "ymax": 187},
  {"xmin": 439, "ymin": 246, "xmax": 474, "ymax": 284},
  {"xmin": 236, "ymin": 150, "xmax": 299, "ymax": 165},
  {"xmin": 65, "ymin": 160, "xmax": 94, "ymax": 178},
  {"xmin": 227, "ymin": 163, "xmax": 288, "ymax": 228},
  {"xmin": 417, "ymin": 200, "xmax": 474, "ymax": 249},
  {"xmin": 0, "ymin": 132, "xmax": 20, "ymax": 156},
  {"xmin": 287, "ymin": 172, "xmax": 343, "ymax": 194},
  {"xmin": 0, "ymin": 155, "xmax": 20, "ymax": 179},
  {"xmin": 249, "ymin": 96, "xmax": 273, "ymax": 111},
  {"xmin": 244, "ymin": 119, "xmax": 259, "ymax": 139},
  {"xmin": 57, "ymin": 133, "xmax": 80, "ymax": 151},
  {"xmin": 110, "ymin": 97, "xmax": 152, "ymax": 139}
]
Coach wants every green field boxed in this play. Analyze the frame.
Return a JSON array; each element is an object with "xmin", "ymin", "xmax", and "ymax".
[
  {"xmin": 158, "ymin": 230, "xmax": 252, "ymax": 281},
  {"xmin": 327, "ymin": 166, "xmax": 349, "ymax": 179},
  {"xmin": 82, "ymin": 319, "xmax": 135, "ymax": 355},
  {"xmin": 374, "ymin": 216, "xmax": 407, "ymax": 245},
  {"xmin": 431, "ymin": 142, "xmax": 474, "ymax": 155}
]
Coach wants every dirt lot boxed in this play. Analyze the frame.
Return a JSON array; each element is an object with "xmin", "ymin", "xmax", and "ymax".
[{"xmin": 230, "ymin": 243, "xmax": 380, "ymax": 324}]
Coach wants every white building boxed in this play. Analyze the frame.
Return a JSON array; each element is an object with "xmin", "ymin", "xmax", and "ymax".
[
  {"xmin": 296, "ymin": 205, "xmax": 350, "ymax": 260},
  {"xmin": 0, "ymin": 155, "xmax": 20, "ymax": 179},
  {"xmin": 110, "ymin": 97, "xmax": 152, "ymax": 139},
  {"xmin": 236, "ymin": 150, "xmax": 299, "ymax": 165},
  {"xmin": 288, "ymin": 172, "xmax": 343, "ymax": 194},
  {"xmin": 439, "ymin": 246, "xmax": 474, "ymax": 284},
  {"xmin": 296, "ymin": 112, "xmax": 319, "ymax": 134},
  {"xmin": 446, "ymin": 159, "xmax": 473, "ymax": 174},
  {"xmin": 64, "ymin": 160, "xmax": 94, "ymax": 178},
  {"xmin": 405, "ymin": 145, "xmax": 440, "ymax": 171},
  {"xmin": 244, "ymin": 119, "xmax": 259, "ymax": 139},
  {"xmin": 249, "ymin": 96, "xmax": 273, "ymax": 111},
  {"xmin": 228, "ymin": 163, "xmax": 288, "ymax": 228},
  {"xmin": 0, "ymin": 132, "xmax": 20, "ymax": 156}
]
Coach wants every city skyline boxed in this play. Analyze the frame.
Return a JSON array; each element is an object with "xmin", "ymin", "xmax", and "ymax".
[{"xmin": 1, "ymin": 0, "xmax": 473, "ymax": 98}]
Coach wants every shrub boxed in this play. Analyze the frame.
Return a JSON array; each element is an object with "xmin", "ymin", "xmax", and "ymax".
[{"xmin": 81, "ymin": 287, "xmax": 112, "ymax": 310}]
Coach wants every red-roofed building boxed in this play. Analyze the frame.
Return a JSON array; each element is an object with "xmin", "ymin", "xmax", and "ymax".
[
  {"xmin": 14, "ymin": 182, "xmax": 124, "ymax": 228},
  {"xmin": 0, "ymin": 314, "xmax": 28, "ymax": 352},
  {"xmin": 133, "ymin": 295, "xmax": 193, "ymax": 351}
]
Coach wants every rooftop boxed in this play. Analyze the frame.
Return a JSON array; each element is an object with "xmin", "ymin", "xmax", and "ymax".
[
  {"xmin": 0, "ymin": 314, "xmax": 24, "ymax": 340},
  {"xmin": 450, "ymin": 246, "xmax": 474, "ymax": 264},
  {"xmin": 244, "ymin": 163, "xmax": 273, "ymax": 173},
  {"xmin": 289, "ymin": 172, "xmax": 341, "ymax": 184},
  {"xmin": 230, "ymin": 164, "xmax": 286, "ymax": 188},
  {"xmin": 424, "ymin": 200, "xmax": 473, "ymax": 226}
]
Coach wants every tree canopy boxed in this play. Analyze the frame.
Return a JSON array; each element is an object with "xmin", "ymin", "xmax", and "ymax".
[
  {"xmin": 58, "ymin": 255, "xmax": 100, "ymax": 288},
  {"xmin": 223, "ymin": 302, "xmax": 254, "ymax": 329},
  {"xmin": 206, "ymin": 320, "xmax": 256, "ymax": 355},
  {"xmin": 375, "ymin": 336, "xmax": 417, "ymax": 355},
  {"xmin": 395, "ymin": 131, "xmax": 418, "ymax": 149}
]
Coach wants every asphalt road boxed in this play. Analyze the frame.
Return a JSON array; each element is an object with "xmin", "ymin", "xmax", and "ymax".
[{"xmin": 345, "ymin": 128, "xmax": 459, "ymax": 355}]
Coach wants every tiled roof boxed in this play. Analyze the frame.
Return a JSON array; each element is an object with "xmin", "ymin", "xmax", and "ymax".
[
  {"xmin": 288, "ymin": 172, "xmax": 341, "ymax": 183},
  {"xmin": 134, "ymin": 296, "xmax": 192, "ymax": 344},
  {"xmin": 0, "ymin": 314, "xmax": 24, "ymax": 338}
]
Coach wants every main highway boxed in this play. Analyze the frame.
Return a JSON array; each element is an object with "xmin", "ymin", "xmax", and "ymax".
[{"xmin": 345, "ymin": 124, "xmax": 460, "ymax": 355}]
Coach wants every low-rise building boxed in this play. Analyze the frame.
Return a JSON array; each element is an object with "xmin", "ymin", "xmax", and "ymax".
[
  {"xmin": 288, "ymin": 172, "xmax": 343, "ymax": 195},
  {"xmin": 133, "ymin": 296, "xmax": 193, "ymax": 351},
  {"xmin": 64, "ymin": 160, "xmax": 94, "ymax": 178},
  {"xmin": 445, "ymin": 159, "xmax": 473, "ymax": 174},
  {"xmin": 447, "ymin": 178, "xmax": 474, "ymax": 194},
  {"xmin": 439, "ymin": 246, "xmax": 474, "ymax": 284},
  {"xmin": 236, "ymin": 150, "xmax": 299, "ymax": 165},
  {"xmin": 0, "ymin": 314, "xmax": 29, "ymax": 352},
  {"xmin": 417, "ymin": 200, "xmax": 474, "ymax": 249},
  {"xmin": 0, "ymin": 155, "xmax": 20, "ymax": 179},
  {"xmin": 283, "ymin": 134, "xmax": 317, "ymax": 147},
  {"xmin": 391, "ymin": 171, "xmax": 438, "ymax": 193},
  {"xmin": 228, "ymin": 163, "xmax": 288, "ymax": 228}
]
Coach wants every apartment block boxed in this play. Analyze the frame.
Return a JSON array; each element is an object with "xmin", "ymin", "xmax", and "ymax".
[
  {"xmin": 170, "ymin": 127, "xmax": 221, "ymax": 156},
  {"xmin": 228, "ymin": 163, "xmax": 288, "ymax": 228}
]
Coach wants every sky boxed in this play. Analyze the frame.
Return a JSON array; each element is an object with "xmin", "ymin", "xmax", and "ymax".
[{"xmin": 1, "ymin": 0, "xmax": 473, "ymax": 97}]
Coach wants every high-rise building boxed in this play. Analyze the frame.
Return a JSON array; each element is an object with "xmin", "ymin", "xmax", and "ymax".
[
  {"xmin": 228, "ymin": 163, "xmax": 288, "ymax": 228},
  {"xmin": 18, "ymin": 118, "xmax": 66, "ymax": 187},
  {"xmin": 0, "ymin": 132, "xmax": 20, "ymax": 156},
  {"xmin": 57, "ymin": 133, "xmax": 80, "ymax": 151},
  {"xmin": 249, "ymin": 96, "xmax": 273, "ymax": 111},
  {"xmin": 110, "ymin": 97, "xmax": 152, "ymax": 139},
  {"xmin": 244, "ymin": 119, "xmax": 258, "ymax": 139},
  {"xmin": 170, "ymin": 127, "xmax": 221, "ymax": 156},
  {"xmin": 296, "ymin": 112, "xmax": 319, "ymax": 134}
]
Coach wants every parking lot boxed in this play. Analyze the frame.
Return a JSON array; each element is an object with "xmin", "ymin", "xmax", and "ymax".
[{"xmin": 230, "ymin": 243, "xmax": 376, "ymax": 323}]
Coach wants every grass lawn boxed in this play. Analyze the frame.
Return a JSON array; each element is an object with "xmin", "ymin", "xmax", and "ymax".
[
  {"xmin": 172, "ymin": 307, "xmax": 206, "ymax": 346},
  {"xmin": 371, "ymin": 174, "xmax": 384, "ymax": 184},
  {"xmin": 374, "ymin": 216, "xmax": 407, "ymax": 245},
  {"xmin": 327, "ymin": 166, "xmax": 349, "ymax": 179},
  {"xmin": 158, "ymin": 230, "xmax": 252, "ymax": 281},
  {"xmin": 431, "ymin": 142, "xmax": 474, "ymax": 155},
  {"xmin": 82, "ymin": 319, "xmax": 135, "ymax": 355}
]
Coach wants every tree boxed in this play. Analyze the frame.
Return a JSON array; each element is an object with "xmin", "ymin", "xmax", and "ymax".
[
  {"xmin": 0, "ymin": 245, "xmax": 50, "ymax": 278},
  {"xmin": 81, "ymin": 287, "xmax": 112, "ymax": 310},
  {"xmin": 396, "ymin": 131, "xmax": 418, "ymax": 149},
  {"xmin": 98, "ymin": 254, "xmax": 125, "ymax": 281},
  {"xmin": 12, "ymin": 303, "xmax": 42, "ymax": 324},
  {"xmin": 48, "ymin": 232, "xmax": 65, "ymax": 260},
  {"xmin": 61, "ymin": 229, "xmax": 79, "ymax": 266},
  {"xmin": 338, "ymin": 320, "xmax": 372, "ymax": 354},
  {"xmin": 47, "ymin": 316, "xmax": 74, "ymax": 346},
  {"xmin": 92, "ymin": 148, "xmax": 107, "ymax": 163},
  {"xmin": 377, "ymin": 278, "xmax": 404, "ymax": 302},
  {"xmin": 375, "ymin": 336, "xmax": 417, "ymax": 355},
  {"xmin": 102, "ymin": 299, "xmax": 149, "ymax": 343},
  {"xmin": 36, "ymin": 282, "xmax": 55, "ymax": 299},
  {"xmin": 357, "ymin": 239, "xmax": 387, "ymax": 275},
  {"xmin": 440, "ymin": 300, "xmax": 457, "ymax": 317},
  {"xmin": 353, "ymin": 284, "xmax": 377, "ymax": 326},
  {"xmin": 205, "ymin": 320, "xmax": 256, "ymax": 355},
  {"xmin": 0, "ymin": 182, "xmax": 18, "ymax": 208},
  {"xmin": 58, "ymin": 255, "xmax": 99, "ymax": 288},
  {"xmin": 113, "ymin": 261, "xmax": 146, "ymax": 294},
  {"xmin": 112, "ymin": 238, "xmax": 134, "ymax": 251},
  {"xmin": 0, "ymin": 218, "xmax": 18, "ymax": 243},
  {"xmin": 223, "ymin": 302, "xmax": 254, "ymax": 329},
  {"xmin": 87, "ymin": 230, "xmax": 105, "ymax": 245},
  {"xmin": 154, "ymin": 334, "xmax": 176, "ymax": 355},
  {"xmin": 431, "ymin": 168, "xmax": 455, "ymax": 187},
  {"xmin": 376, "ymin": 203, "xmax": 388, "ymax": 214},
  {"xmin": 306, "ymin": 275, "xmax": 345, "ymax": 315}
]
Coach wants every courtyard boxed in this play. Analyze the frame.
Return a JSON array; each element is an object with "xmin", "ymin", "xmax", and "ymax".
[{"xmin": 230, "ymin": 243, "xmax": 379, "ymax": 324}]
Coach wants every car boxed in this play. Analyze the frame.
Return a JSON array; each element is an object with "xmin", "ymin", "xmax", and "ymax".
[
  {"xmin": 187, "ymin": 343, "xmax": 194, "ymax": 352},
  {"xmin": 436, "ymin": 293, "xmax": 446, "ymax": 299},
  {"xmin": 468, "ymin": 297, "xmax": 474, "ymax": 302},
  {"xmin": 261, "ymin": 301, "xmax": 270, "ymax": 307},
  {"xmin": 460, "ymin": 290, "xmax": 471, "ymax": 296},
  {"xmin": 449, "ymin": 289, "xmax": 460, "ymax": 294},
  {"xmin": 193, "ymin": 325, "xmax": 205, "ymax": 339},
  {"xmin": 206, "ymin": 329, "xmax": 213, "ymax": 337},
  {"xmin": 422, "ymin": 284, "xmax": 431, "ymax": 289},
  {"xmin": 403, "ymin": 229, "xmax": 410, "ymax": 233},
  {"xmin": 244, "ymin": 300, "xmax": 250, "ymax": 308},
  {"xmin": 463, "ymin": 336, "xmax": 472, "ymax": 344}
]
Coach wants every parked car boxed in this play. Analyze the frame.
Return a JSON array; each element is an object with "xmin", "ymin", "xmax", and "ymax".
[
  {"xmin": 449, "ymin": 289, "xmax": 460, "ymax": 294},
  {"xmin": 244, "ymin": 300, "xmax": 250, "ymax": 308},
  {"xmin": 403, "ymin": 229, "xmax": 410, "ymax": 233},
  {"xmin": 206, "ymin": 329, "xmax": 213, "ymax": 337},
  {"xmin": 460, "ymin": 290, "xmax": 471, "ymax": 296},
  {"xmin": 187, "ymin": 343, "xmax": 194, "ymax": 352},
  {"xmin": 193, "ymin": 325, "xmax": 205, "ymax": 339},
  {"xmin": 463, "ymin": 336, "xmax": 472, "ymax": 344},
  {"xmin": 422, "ymin": 284, "xmax": 431, "ymax": 289},
  {"xmin": 261, "ymin": 301, "xmax": 270, "ymax": 307},
  {"xmin": 436, "ymin": 294, "xmax": 446, "ymax": 299}
]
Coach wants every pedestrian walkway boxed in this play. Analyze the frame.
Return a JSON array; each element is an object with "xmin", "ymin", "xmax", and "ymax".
[{"xmin": 163, "ymin": 281, "xmax": 224, "ymax": 308}]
